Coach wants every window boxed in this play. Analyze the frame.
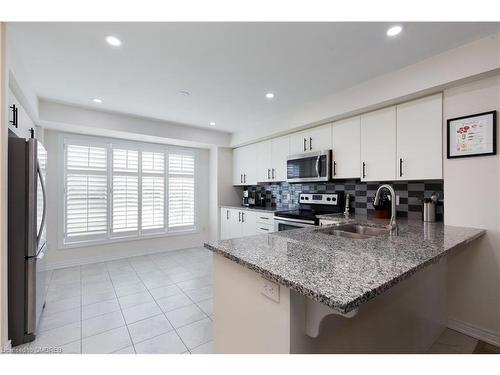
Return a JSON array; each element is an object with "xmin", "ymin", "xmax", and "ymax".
[
  {"xmin": 142, "ymin": 151, "xmax": 165, "ymax": 231},
  {"xmin": 62, "ymin": 137, "xmax": 197, "ymax": 246},
  {"xmin": 112, "ymin": 149, "xmax": 139, "ymax": 234},
  {"xmin": 64, "ymin": 144, "xmax": 108, "ymax": 240},
  {"xmin": 168, "ymin": 152, "xmax": 195, "ymax": 230}
]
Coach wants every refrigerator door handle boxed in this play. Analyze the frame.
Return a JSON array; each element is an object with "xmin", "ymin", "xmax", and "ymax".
[{"xmin": 36, "ymin": 161, "xmax": 47, "ymax": 248}]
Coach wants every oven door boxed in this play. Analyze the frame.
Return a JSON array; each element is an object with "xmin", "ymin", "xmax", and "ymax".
[
  {"xmin": 274, "ymin": 217, "xmax": 316, "ymax": 232},
  {"xmin": 287, "ymin": 150, "xmax": 331, "ymax": 183}
]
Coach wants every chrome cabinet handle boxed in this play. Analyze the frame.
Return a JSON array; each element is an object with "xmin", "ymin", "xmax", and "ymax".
[
  {"xmin": 239, "ymin": 212, "xmax": 241, "ymax": 222},
  {"xmin": 267, "ymin": 168, "xmax": 270, "ymax": 180},
  {"xmin": 272, "ymin": 168, "xmax": 275, "ymax": 179},
  {"xmin": 227, "ymin": 210, "xmax": 229, "ymax": 220},
  {"xmin": 399, "ymin": 158, "xmax": 403, "ymax": 177},
  {"xmin": 333, "ymin": 161, "xmax": 337, "ymax": 176},
  {"xmin": 244, "ymin": 174, "xmax": 246, "ymax": 183},
  {"xmin": 362, "ymin": 162, "xmax": 366, "ymax": 179},
  {"xmin": 309, "ymin": 137, "xmax": 312, "ymax": 150},
  {"xmin": 303, "ymin": 138, "xmax": 307, "ymax": 151},
  {"xmin": 241, "ymin": 212, "xmax": 245, "ymax": 223},
  {"xmin": 9, "ymin": 104, "xmax": 18, "ymax": 128}
]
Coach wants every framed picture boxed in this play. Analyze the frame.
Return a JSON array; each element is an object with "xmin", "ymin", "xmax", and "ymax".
[{"xmin": 447, "ymin": 110, "xmax": 497, "ymax": 159}]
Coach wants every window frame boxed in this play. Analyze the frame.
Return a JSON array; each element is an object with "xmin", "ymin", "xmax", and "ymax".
[{"xmin": 58, "ymin": 134, "xmax": 199, "ymax": 249}]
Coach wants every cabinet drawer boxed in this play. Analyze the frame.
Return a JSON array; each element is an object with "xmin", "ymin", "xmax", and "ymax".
[
  {"xmin": 256, "ymin": 213, "xmax": 274, "ymax": 225},
  {"xmin": 256, "ymin": 224, "xmax": 274, "ymax": 234}
]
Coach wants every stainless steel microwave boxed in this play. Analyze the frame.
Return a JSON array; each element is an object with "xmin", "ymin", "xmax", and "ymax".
[{"xmin": 286, "ymin": 150, "xmax": 331, "ymax": 183}]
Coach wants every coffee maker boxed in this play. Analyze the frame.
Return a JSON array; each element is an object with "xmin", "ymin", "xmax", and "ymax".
[{"xmin": 242, "ymin": 190, "xmax": 256, "ymax": 207}]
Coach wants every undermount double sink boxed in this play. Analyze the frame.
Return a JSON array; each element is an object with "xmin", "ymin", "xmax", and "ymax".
[{"xmin": 316, "ymin": 223, "xmax": 391, "ymax": 240}]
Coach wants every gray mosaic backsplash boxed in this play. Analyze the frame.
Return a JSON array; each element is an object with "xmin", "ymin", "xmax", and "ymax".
[{"xmin": 245, "ymin": 179, "xmax": 444, "ymax": 220}]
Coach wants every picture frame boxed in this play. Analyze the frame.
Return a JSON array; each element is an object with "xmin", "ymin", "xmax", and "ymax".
[{"xmin": 447, "ymin": 110, "xmax": 497, "ymax": 159}]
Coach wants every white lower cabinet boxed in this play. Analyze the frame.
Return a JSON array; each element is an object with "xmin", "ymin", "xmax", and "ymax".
[{"xmin": 220, "ymin": 208, "xmax": 273, "ymax": 240}]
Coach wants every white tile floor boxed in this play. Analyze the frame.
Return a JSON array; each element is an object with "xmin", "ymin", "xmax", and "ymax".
[{"xmin": 15, "ymin": 246, "xmax": 213, "ymax": 354}]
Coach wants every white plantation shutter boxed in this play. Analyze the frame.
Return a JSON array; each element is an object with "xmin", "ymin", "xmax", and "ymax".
[
  {"xmin": 112, "ymin": 149, "xmax": 139, "ymax": 234},
  {"xmin": 65, "ymin": 144, "xmax": 108, "ymax": 239},
  {"xmin": 168, "ymin": 152, "xmax": 195, "ymax": 229},
  {"xmin": 141, "ymin": 152, "xmax": 165, "ymax": 231},
  {"xmin": 63, "ymin": 137, "xmax": 198, "ymax": 245}
]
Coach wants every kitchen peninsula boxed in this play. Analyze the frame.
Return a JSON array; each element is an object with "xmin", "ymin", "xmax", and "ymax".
[{"xmin": 204, "ymin": 217, "xmax": 485, "ymax": 353}]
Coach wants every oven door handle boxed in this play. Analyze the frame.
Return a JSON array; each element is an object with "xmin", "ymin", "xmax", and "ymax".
[{"xmin": 274, "ymin": 217, "xmax": 316, "ymax": 225}]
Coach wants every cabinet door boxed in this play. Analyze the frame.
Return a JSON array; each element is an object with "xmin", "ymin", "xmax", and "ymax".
[
  {"xmin": 227, "ymin": 209, "xmax": 243, "ymax": 239},
  {"xmin": 270, "ymin": 135, "xmax": 290, "ymax": 182},
  {"xmin": 241, "ymin": 211, "xmax": 256, "ymax": 237},
  {"xmin": 396, "ymin": 94, "xmax": 443, "ymax": 180},
  {"xmin": 232, "ymin": 147, "xmax": 244, "ymax": 186},
  {"xmin": 332, "ymin": 117, "xmax": 361, "ymax": 179},
  {"xmin": 289, "ymin": 130, "xmax": 309, "ymax": 155},
  {"xmin": 241, "ymin": 144, "xmax": 257, "ymax": 185},
  {"xmin": 308, "ymin": 123, "xmax": 333, "ymax": 152},
  {"xmin": 256, "ymin": 140, "xmax": 272, "ymax": 182},
  {"xmin": 8, "ymin": 90, "xmax": 35, "ymax": 139},
  {"xmin": 220, "ymin": 208, "xmax": 232, "ymax": 240},
  {"xmin": 360, "ymin": 106, "xmax": 397, "ymax": 182}
]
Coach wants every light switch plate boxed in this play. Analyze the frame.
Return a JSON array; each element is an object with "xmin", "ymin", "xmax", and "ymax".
[{"xmin": 261, "ymin": 278, "xmax": 280, "ymax": 303}]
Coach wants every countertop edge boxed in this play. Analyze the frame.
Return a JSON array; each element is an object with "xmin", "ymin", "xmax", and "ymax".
[
  {"xmin": 204, "ymin": 228, "xmax": 486, "ymax": 314},
  {"xmin": 219, "ymin": 205, "xmax": 283, "ymax": 214}
]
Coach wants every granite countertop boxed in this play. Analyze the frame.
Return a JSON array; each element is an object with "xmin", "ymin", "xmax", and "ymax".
[
  {"xmin": 220, "ymin": 205, "xmax": 290, "ymax": 214},
  {"xmin": 204, "ymin": 216, "xmax": 485, "ymax": 314}
]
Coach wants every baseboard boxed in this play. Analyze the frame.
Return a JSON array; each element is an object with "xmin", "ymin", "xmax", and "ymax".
[
  {"xmin": 45, "ymin": 243, "xmax": 206, "ymax": 270},
  {"xmin": 448, "ymin": 319, "xmax": 500, "ymax": 347}
]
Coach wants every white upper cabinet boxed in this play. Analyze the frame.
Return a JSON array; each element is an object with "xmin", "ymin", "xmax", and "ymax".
[
  {"xmin": 233, "ymin": 144, "xmax": 257, "ymax": 186},
  {"xmin": 270, "ymin": 135, "xmax": 290, "ymax": 182},
  {"xmin": 360, "ymin": 106, "xmax": 397, "ymax": 182},
  {"xmin": 332, "ymin": 117, "xmax": 361, "ymax": 179},
  {"xmin": 256, "ymin": 141, "xmax": 272, "ymax": 182},
  {"xmin": 396, "ymin": 94, "xmax": 443, "ymax": 180},
  {"xmin": 255, "ymin": 135, "xmax": 289, "ymax": 183},
  {"xmin": 8, "ymin": 89, "xmax": 35, "ymax": 139},
  {"xmin": 289, "ymin": 123, "xmax": 332, "ymax": 154}
]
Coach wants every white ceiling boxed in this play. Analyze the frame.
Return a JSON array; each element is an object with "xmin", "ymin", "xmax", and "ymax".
[{"xmin": 8, "ymin": 22, "xmax": 500, "ymax": 133}]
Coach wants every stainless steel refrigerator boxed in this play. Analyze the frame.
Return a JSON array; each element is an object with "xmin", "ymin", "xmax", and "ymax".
[{"xmin": 8, "ymin": 133, "xmax": 47, "ymax": 346}]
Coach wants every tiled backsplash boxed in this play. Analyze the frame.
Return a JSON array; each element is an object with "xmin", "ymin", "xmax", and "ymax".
[{"xmin": 245, "ymin": 179, "xmax": 444, "ymax": 220}]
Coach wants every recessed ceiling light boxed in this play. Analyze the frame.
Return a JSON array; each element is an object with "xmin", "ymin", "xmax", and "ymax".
[
  {"xmin": 265, "ymin": 92, "xmax": 275, "ymax": 99},
  {"xmin": 209, "ymin": 121, "xmax": 216, "ymax": 126},
  {"xmin": 178, "ymin": 90, "xmax": 191, "ymax": 96},
  {"xmin": 105, "ymin": 35, "xmax": 122, "ymax": 47},
  {"xmin": 386, "ymin": 25, "xmax": 403, "ymax": 37},
  {"xmin": 93, "ymin": 98, "xmax": 103, "ymax": 103}
]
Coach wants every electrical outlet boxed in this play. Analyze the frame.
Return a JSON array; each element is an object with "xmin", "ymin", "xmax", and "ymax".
[
  {"xmin": 396, "ymin": 195, "xmax": 400, "ymax": 205},
  {"xmin": 261, "ymin": 278, "xmax": 280, "ymax": 303}
]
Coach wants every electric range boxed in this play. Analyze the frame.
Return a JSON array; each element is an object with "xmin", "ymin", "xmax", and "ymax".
[{"xmin": 274, "ymin": 193, "xmax": 344, "ymax": 231}]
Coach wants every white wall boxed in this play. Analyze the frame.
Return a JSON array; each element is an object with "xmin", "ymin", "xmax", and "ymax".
[
  {"xmin": 0, "ymin": 22, "xmax": 9, "ymax": 352},
  {"xmin": 231, "ymin": 32, "xmax": 500, "ymax": 147},
  {"xmin": 443, "ymin": 75, "xmax": 500, "ymax": 342},
  {"xmin": 39, "ymin": 100, "xmax": 231, "ymax": 149},
  {"xmin": 43, "ymin": 129, "xmax": 211, "ymax": 269}
]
